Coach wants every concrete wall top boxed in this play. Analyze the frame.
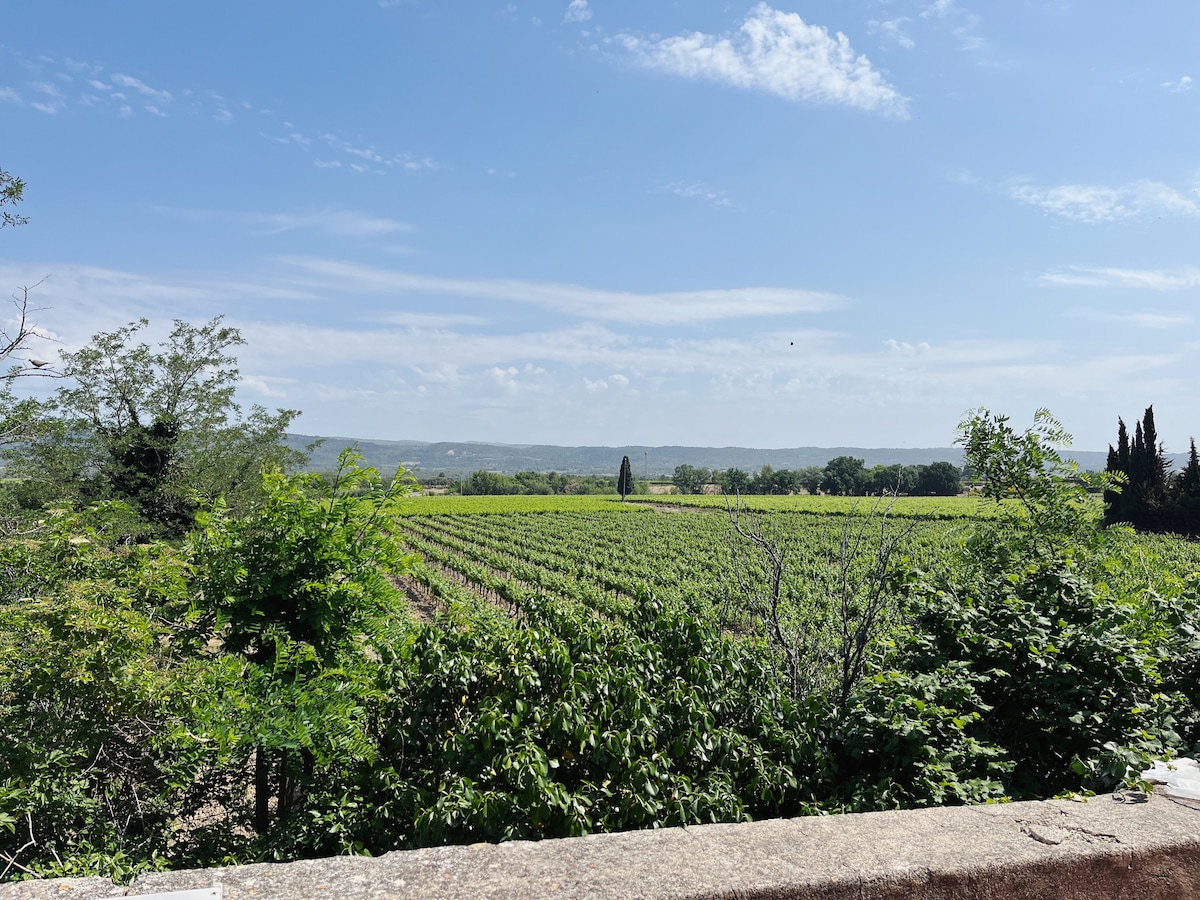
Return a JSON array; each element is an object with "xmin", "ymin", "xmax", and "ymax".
[{"xmin": 5, "ymin": 792, "xmax": 1200, "ymax": 899}]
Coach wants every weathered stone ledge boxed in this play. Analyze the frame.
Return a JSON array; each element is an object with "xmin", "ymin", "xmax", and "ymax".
[{"xmin": 6, "ymin": 792, "xmax": 1200, "ymax": 899}]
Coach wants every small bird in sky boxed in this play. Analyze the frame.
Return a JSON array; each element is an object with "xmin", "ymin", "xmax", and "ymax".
[{"xmin": 28, "ymin": 358, "xmax": 51, "ymax": 368}]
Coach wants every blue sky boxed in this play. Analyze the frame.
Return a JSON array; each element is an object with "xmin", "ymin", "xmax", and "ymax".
[{"xmin": 2, "ymin": 1, "xmax": 1199, "ymax": 452}]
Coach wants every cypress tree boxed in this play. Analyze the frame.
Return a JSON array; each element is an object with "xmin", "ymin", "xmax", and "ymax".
[
  {"xmin": 1107, "ymin": 406, "xmax": 1179, "ymax": 532},
  {"xmin": 1177, "ymin": 439, "xmax": 1200, "ymax": 536},
  {"xmin": 1141, "ymin": 405, "xmax": 1167, "ymax": 493},
  {"xmin": 1103, "ymin": 444, "xmax": 1122, "ymax": 525},
  {"xmin": 1181, "ymin": 439, "xmax": 1200, "ymax": 495},
  {"xmin": 617, "ymin": 455, "xmax": 633, "ymax": 502},
  {"xmin": 1117, "ymin": 418, "xmax": 1130, "ymax": 472}
]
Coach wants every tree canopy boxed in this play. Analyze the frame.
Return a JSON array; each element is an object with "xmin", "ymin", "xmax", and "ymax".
[{"xmin": 8, "ymin": 317, "xmax": 303, "ymax": 535}]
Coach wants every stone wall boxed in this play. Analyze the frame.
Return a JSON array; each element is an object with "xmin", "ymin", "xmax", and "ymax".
[{"xmin": 5, "ymin": 793, "xmax": 1200, "ymax": 899}]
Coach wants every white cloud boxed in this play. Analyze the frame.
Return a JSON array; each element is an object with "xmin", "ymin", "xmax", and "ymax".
[
  {"xmin": 377, "ymin": 312, "xmax": 492, "ymax": 328},
  {"xmin": 7, "ymin": 261, "xmax": 1196, "ymax": 449},
  {"xmin": 1041, "ymin": 266, "xmax": 1200, "ymax": 291},
  {"xmin": 921, "ymin": 0, "xmax": 955, "ymax": 19},
  {"xmin": 0, "ymin": 87, "xmax": 20, "ymax": 104},
  {"xmin": 277, "ymin": 257, "xmax": 845, "ymax": 325},
  {"xmin": 111, "ymin": 73, "xmax": 172, "ymax": 102},
  {"xmin": 563, "ymin": 0, "xmax": 592, "ymax": 24},
  {"xmin": 659, "ymin": 181, "xmax": 732, "ymax": 208},
  {"xmin": 1163, "ymin": 76, "xmax": 1193, "ymax": 93},
  {"xmin": 118, "ymin": 105, "xmax": 133, "ymax": 118},
  {"xmin": 869, "ymin": 18, "xmax": 914, "ymax": 49},
  {"xmin": 316, "ymin": 134, "xmax": 442, "ymax": 174},
  {"xmin": 1102, "ymin": 312, "xmax": 1192, "ymax": 329},
  {"xmin": 154, "ymin": 206, "xmax": 413, "ymax": 238},
  {"xmin": 615, "ymin": 3, "xmax": 909, "ymax": 117},
  {"xmin": 883, "ymin": 339, "xmax": 931, "ymax": 355},
  {"xmin": 254, "ymin": 210, "xmax": 412, "ymax": 237},
  {"xmin": 1008, "ymin": 178, "xmax": 1200, "ymax": 223}
]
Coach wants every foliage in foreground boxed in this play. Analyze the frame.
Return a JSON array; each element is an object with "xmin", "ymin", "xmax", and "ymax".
[{"xmin": 4, "ymin": 410, "xmax": 1200, "ymax": 882}]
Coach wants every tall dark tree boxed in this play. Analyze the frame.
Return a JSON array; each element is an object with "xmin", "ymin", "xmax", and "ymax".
[
  {"xmin": 913, "ymin": 461, "xmax": 963, "ymax": 496},
  {"xmin": 1105, "ymin": 406, "xmax": 1177, "ymax": 532},
  {"xmin": 617, "ymin": 455, "xmax": 633, "ymax": 501},
  {"xmin": 1173, "ymin": 439, "xmax": 1200, "ymax": 536}
]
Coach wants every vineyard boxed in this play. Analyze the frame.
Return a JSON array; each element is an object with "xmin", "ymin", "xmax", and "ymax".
[
  {"xmin": 396, "ymin": 495, "xmax": 971, "ymax": 624},
  {"xmin": 395, "ymin": 493, "xmax": 1200, "ymax": 624}
]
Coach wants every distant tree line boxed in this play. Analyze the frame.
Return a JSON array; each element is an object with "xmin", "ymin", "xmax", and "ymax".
[
  {"xmin": 671, "ymin": 457, "xmax": 963, "ymax": 496},
  {"xmin": 427, "ymin": 470, "xmax": 647, "ymax": 496},
  {"xmin": 1103, "ymin": 405, "xmax": 1200, "ymax": 537}
]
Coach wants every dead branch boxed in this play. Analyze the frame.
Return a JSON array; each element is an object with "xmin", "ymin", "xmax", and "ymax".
[{"xmin": 2, "ymin": 278, "xmax": 61, "ymax": 378}]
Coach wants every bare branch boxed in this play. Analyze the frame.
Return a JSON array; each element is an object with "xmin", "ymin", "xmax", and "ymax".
[
  {"xmin": 724, "ymin": 490, "xmax": 919, "ymax": 707},
  {"xmin": 1, "ymin": 278, "xmax": 61, "ymax": 379}
]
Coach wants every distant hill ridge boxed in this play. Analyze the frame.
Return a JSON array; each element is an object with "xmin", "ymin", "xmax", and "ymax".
[{"xmin": 287, "ymin": 435, "xmax": 1148, "ymax": 479}]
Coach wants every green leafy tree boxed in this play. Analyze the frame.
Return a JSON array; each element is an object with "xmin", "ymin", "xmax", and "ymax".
[
  {"xmin": 191, "ymin": 451, "xmax": 419, "ymax": 836},
  {"xmin": 717, "ymin": 467, "xmax": 751, "ymax": 495},
  {"xmin": 820, "ymin": 456, "xmax": 867, "ymax": 496},
  {"xmin": 10, "ymin": 317, "xmax": 301, "ymax": 535},
  {"xmin": 913, "ymin": 461, "xmax": 962, "ymax": 496},
  {"xmin": 795, "ymin": 465, "xmax": 824, "ymax": 495},
  {"xmin": 671, "ymin": 464, "xmax": 708, "ymax": 495},
  {"xmin": 465, "ymin": 470, "xmax": 522, "ymax": 495},
  {"xmin": 515, "ymin": 470, "xmax": 553, "ymax": 494},
  {"xmin": 0, "ymin": 167, "xmax": 27, "ymax": 229},
  {"xmin": 617, "ymin": 455, "xmax": 633, "ymax": 501},
  {"xmin": 866, "ymin": 464, "xmax": 919, "ymax": 496},
  {"xmin": 0, "ymin": 505, "xmax": 237, "ymax": 880}
]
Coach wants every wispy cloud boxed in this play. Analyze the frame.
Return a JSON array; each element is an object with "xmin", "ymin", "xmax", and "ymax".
[
  {"xmin": 917, "ymin": 0, "xmax": 997, "ymax": 63},
  {"xmin": 28, "ymin": 80, "xmax": 66, "ymax": 114},
  {"xmin": 563, "ymin": 0, "xmax": 592, "ymax": 24},
  {"xmin": 615, "ymin": 3, "xmax": 909, "ymax": 117},
  {"xmin": 1081, "ymin": 311, "xmax": 1194, "ymax": 329},
  {"xmin": 921, "ymin": 0, "xmax": 956, "ymax": 19},
  {"xmin": 5, "ymin": 261, "xmax": 1193, "ymax": 448},
  {"xmin": 1008, "ymin": 178, "xmax": 1200, "ymax": 223},
  {"xmin": 318, "ymin": 133, "xmax": 442, "ymax": 174},
  {"xmin": 1162, "ymin": 76, "xmax": 1193, "ymax": 93},
  {"xmin": 277, "ymin": 257, "xmax": 844, "ymax": 326},
  {"xmin": 2, "ymin": 49, "xmax": 438, "ymax": 174},
  {"xmin": 1041, "ymin": 266, "xmax": 1200, "ymax": 291},
  {"xmin": 658, "ymin": 181, "xmax": 732, "ymax": 208},
  {"xmin": 154, "ymin": 206, "xmax": 414, "ymax": 238},
  {"xmin": 868, "ymin": 18, "xmax": 914, "ymax": 49},
  {"xmin": 111, "ymin": 73, "xmax": 172, "ymax": 102}
]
